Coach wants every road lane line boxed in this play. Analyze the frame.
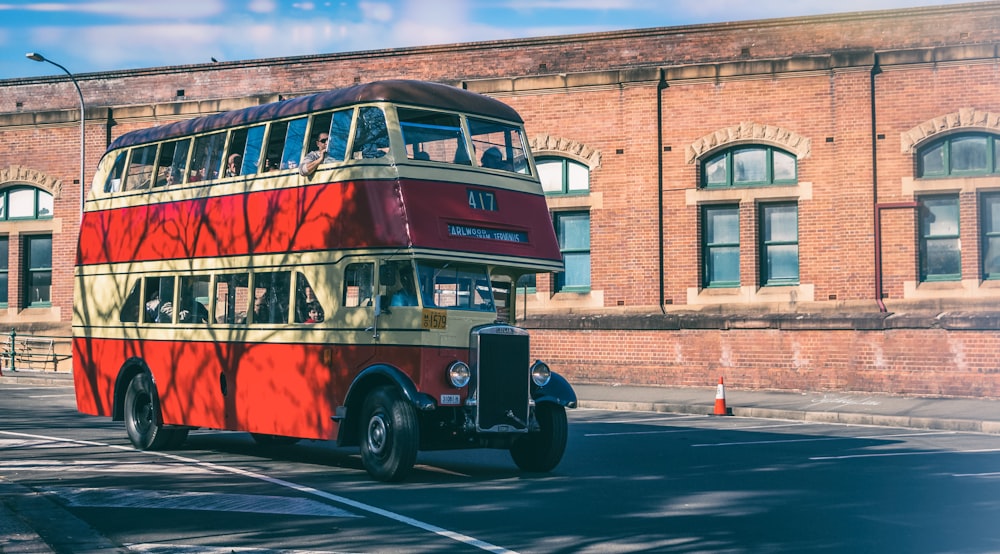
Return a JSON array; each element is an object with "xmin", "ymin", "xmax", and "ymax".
[
  {"xmin": 692, "ymin": 430, "xmax": 958, "ymax": 447},
  {"xmin": 45, "ymin": 486, "xmax": 359, "ymax": 518},
  {"xmin": 811, "ymin": 448, "xmax": 1000, "ymax": 460},
  {"xmin": 0, "ymin": 430, "xmax": 517, "ymax": 554}
]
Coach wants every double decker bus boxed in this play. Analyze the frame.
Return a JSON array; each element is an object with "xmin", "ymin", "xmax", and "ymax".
[{"xmin": 72, "ymin": 80, "xmax": 576, "ymax": 481}]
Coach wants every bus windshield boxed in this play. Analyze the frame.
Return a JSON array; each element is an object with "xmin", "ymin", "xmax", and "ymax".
[{"xmin": 417, "ymin": 260, "xmax": 495, "ymax": 311}]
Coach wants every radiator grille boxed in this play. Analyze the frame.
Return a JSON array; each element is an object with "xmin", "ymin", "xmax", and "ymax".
[{"xmin": 473, "ymin": 325, "xmax": 530, "ymax": 433}]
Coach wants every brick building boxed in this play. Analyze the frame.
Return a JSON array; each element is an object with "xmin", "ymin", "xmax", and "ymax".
[{"xmin": 1, "ymin": 2, "xmax": 998, "ymax": 397}]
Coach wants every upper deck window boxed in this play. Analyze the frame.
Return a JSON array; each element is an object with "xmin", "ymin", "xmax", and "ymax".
[
  {"xmin": 468, "ymin": 117, "xmax": 529, "ymax": 174},
  {"xmin": 352, "ymin": 107, "xmax": 390, "ymax": 160},
  {"xmin": 398, "ymin": 108, "xmax": 467, "ymax": 164}
]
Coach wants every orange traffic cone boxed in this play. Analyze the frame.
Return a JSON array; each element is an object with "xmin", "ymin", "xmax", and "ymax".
[{"xmin": 713, "ymin": 377, "xmax": 730, "ymax": 415}]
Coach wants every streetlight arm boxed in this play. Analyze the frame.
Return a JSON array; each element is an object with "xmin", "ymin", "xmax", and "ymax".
[{"xmin": 26, "ymin": 52, "xmax": 86, "ymax": 212}]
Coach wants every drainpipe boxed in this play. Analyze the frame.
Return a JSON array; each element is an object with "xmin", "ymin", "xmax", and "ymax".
[{"xmin": 657, "ymin": 69, "xmax": 669, "ymax": 314}]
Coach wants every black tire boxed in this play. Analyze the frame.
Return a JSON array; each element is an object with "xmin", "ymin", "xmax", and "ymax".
[
  {"xmin": 359, "ymin": 386, "xmax": 419, "ymax": 482},
  {"xmin": 510, "ymin": 403, "xmax": 568, "ymax": 473},
  {"xmin": 251, "ymin": 433, "xmax": 300, "ymax": 447},
  {"xmin": 123, "ymin": 372, "xmax": 171, "ymax": 450}
]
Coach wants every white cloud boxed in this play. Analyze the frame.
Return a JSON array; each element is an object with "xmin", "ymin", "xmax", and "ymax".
[
  {"xmin": 359, "ymin": 1, "xmax": 393, "ymax": 23},
  {"xmin": 248, "ymin": 0, "xmax": 277, "ymax": 14},
  {"xmin": 1, "ymin": 0, "xmax": 226, "ymax": 19}
]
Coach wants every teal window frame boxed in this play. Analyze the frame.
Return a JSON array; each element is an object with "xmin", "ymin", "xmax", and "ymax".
[
  {"xmin": 537, "ymin": 156, "xmax": 590, "ymax": 195},
  {"xmin": 980, "ymin": 192, "xmax": 1000, "ymax": 280},
  {"xmin": 0, "ymin": 236, "xmax": 8, "ymax": 308},
  {"xmin": 0, "ymin": 186, "xmax": 54, "ymax": 221},
  {"xmin": 702, "ymin": 145, "xmax": 797, "ymax": 188},
  {"xmin": 759, "ymin": 202, "xmax": 800, "ymax": 286},
  {"xmin": 702, "ymin": 204, "xmax": 740, "ymax": 288},
  {"xmin": 918, "ymin": 133, "xmax": 999, "ymax": 178},
  {"xmin": 554, "ymin": 211, "xmax": 591, "ymax": 292},
  {"xmin": 23, "ymin": 234, "xmax": 52, "ymax": 308},
  {"xmin": 919, "ymin": 194, "xmax": 961, "ymax": 282}
]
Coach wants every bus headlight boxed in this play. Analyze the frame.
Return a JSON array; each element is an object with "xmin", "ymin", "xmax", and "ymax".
[
  {"xmin": 530, "ymin": 360, "xmax": 551, "ymax": 387},
  {"xmin": 447, "ymin": 361, "xmax": 471, "ymax": 388}
]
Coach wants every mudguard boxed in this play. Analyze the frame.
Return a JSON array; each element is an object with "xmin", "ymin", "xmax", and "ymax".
[
  {"xmin": 336, "ymin": 364, "xmax": 436, "ymax": 447},
  {"xmin": 531, "ymin": 371, "xmax": 577, "ymax": 408}
]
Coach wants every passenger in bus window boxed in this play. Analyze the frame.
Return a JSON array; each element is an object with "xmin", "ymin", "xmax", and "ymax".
[
  {"xmin": 295, "ymin": 274, "xmax": 323, "ymax": 322},
  {"xmin": 226, "ymin": 153, "xmax": 242, "ymax": 177},
  {"xmin": 144, "ymin": 290, "xmax": 161, "ymax": 323},
  {"xmin": 480, "ymin": 147, "xmax": 504, "ymax": 169},
  {"xmin": 390, "ymin": 268, "xmax": 418, "ymax": 307},
  {"xmin": 304, "ymin": 302, "xmax": 324, "ymax": 323},
  {"xmin": 299, "ymin": 133, "xmax": 330, "ymax": 176},
  {"xmin": 162, "ymin": 283, "xmax": 208, "ymax": 324}
]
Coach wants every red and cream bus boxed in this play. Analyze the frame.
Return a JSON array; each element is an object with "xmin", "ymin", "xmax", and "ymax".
[{"xmin": 72, "ymin": 80, "xmax": 575, "ymax": 481}]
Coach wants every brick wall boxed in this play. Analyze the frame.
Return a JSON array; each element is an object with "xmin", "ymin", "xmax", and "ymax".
[{"xmin": 1, "ymin": 3, "xmax": 999, "ymax": 396}]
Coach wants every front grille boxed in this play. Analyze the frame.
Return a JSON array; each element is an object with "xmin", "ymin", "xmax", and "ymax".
[{"xmin": 472, "ymin": 325, "xmax": 530, "ymax": 433}]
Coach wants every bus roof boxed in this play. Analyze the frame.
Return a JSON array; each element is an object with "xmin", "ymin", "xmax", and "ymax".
[{"xmin": 107, "ymin": 80, "xmax": 523, "ymax": 152}]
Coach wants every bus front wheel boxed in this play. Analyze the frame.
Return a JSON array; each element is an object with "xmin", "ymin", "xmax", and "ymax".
[
  {"xmin": 510, "ymin": 403, "xmax": 568, "ymax": 473},
  {"xmin": 124, "ymin": 372, "xmax": 173, "ymax": 450},
  {"xmin": 359, "ymin": 386, "xmax": 419, "ymax": 482}
]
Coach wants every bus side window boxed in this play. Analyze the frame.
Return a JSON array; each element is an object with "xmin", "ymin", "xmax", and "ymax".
[
  {"xmin": 340, "ymin": 264, "xmax": 373, "ymax": 310},
  {"xmin": 102, "ymin": 151, "xmax": 128, "ymax": 193},
  {"xmin": 225, "ymin": 128, "xmax": 249, "ymax": 177},
  {"xmin": 120, "ymin": 280, "xmax": 141, "ymax": 323},
  {"xmin": 176, "ymin": 276, "xmax": 210, "ymax": 324},
  {"xmin": 168, "ymin": 138, "xmax": 191, "ymax": 186},
  {"xmin": 281, "ymin": 118, "xmax": 308, "ymax": 170},
  {"xmin": 328, "ymin": 109, "xmax": 352, "ymax": 162},
  {"xmin": 241, "ymin": 125, "xmax": 265, "ymax": 176},
  {"xmin": 124, "ymin": 145, "xmax": 157, "ymax": 191},
  {"xmin": 295, "ymin": 273, "xmax": 327, "ymax": 323},
  {"xmin": 190, "ymin": 132, "xmax": 226, "ymax": 182},
  {"xmin": 263, "ymin": 120, "xmax": 288, "ymax": 172},
  {"xmin": 352, "ymin": 107, "xmax": 390, "ymax": 160},
  {"xmin": 253, "ymin": 271, "xmax": 290, "ymax": 324},
  {"xmin": 215, "ymin": 273, "xmax": 249, "ymax": 324},
  {"xmin": 155, "ymin": 141, "xmax": 177, "ymax": 186},
  {"xmin": 143, "ymin": 276, "xmax": 174, "ymax": 324}
]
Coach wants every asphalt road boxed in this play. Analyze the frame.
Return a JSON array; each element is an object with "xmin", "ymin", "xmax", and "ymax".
[{"xmin": 2, "ymin": 382, "xmax": 1000, "ymax": 553}]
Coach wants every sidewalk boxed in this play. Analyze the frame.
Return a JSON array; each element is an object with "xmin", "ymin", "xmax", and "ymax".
[
  {"xmin": 3, "ymin": 367, "xmax": 999, "ymax": 434},
  {"xmin": 573, "ymin": 382, "xmax": 1000, "ymax": 434}
]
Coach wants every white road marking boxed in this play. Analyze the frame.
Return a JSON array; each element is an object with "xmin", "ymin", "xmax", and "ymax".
[
  {"xmin": 0, "ymin": 430, "xmax": 517, "ymax": 554},
  {"xmin": 692, "ymin": 430, "xmax": 957, "ymax": 447},
  {"xmin": 126, "ymin": 543, "xmax": 356, "ymax": 553},
  {"xmin": 811, "ymin": 448, "xmax": 1000, "ymax": 461},
  {"xmin": 0, "ymin": 459, "xmax": 217, "ymax": 475},
  {"xmin": 45, "ymin": 486, "xmax": 359, "ymax": 518}
]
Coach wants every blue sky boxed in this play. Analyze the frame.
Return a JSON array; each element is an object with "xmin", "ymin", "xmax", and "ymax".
[{"xmin": 1, "ymin": 0, "xmax": 977, "ymax": 80}]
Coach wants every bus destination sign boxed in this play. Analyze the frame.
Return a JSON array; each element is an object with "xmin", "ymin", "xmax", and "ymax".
[{"xmin": 448, "ymin": 224, "xmax": 528, "ymax": 243}]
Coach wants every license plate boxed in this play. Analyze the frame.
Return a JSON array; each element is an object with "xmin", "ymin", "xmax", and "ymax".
[{"xmin": 422, "ymin": 308, "xmax": 447, "ymax": 330}]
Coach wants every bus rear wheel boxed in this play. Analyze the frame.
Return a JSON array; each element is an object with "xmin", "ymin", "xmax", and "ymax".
[
  {"xmin": 124, "ymin": 372, "xmax": 173, "ymax": 450},
  {"xmin": 510, "ymin": 403, "xmax": 568, "ymax": 473},
  {"xmin": 359, "ymin": 386, "xmax": 419, "ymax": 482}
]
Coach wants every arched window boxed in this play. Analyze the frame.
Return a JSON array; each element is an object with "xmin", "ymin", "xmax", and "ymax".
[
  {"xmin": 0, "ymin": 186, "xmax": 54, "ymax": 220},
  {"xmin": 701, "ymin": 145, "xmax": 797, "ymax": 188},
  {"xmin": 918, "ymin": 132, "xmax": 1000, "ymax": 178},
  {"xmin": 537, "ymin": 157, "xmax": 589, "ymax": 195}
]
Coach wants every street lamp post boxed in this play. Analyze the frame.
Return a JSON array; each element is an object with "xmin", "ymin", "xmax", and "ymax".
[{"xmin": 26, "ymin": 52, "xmax": 85, "ymax": 212}]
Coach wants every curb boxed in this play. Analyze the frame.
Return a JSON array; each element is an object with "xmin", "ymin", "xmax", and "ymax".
[{"xmin": 577, "ymin": 400, "xmax": 1000, "ymax": 435}]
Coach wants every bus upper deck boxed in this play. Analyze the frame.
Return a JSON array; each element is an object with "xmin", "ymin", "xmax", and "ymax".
[{"xmin": 79, "ymin": 80, "xmax": 562, "ymax": 272}]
